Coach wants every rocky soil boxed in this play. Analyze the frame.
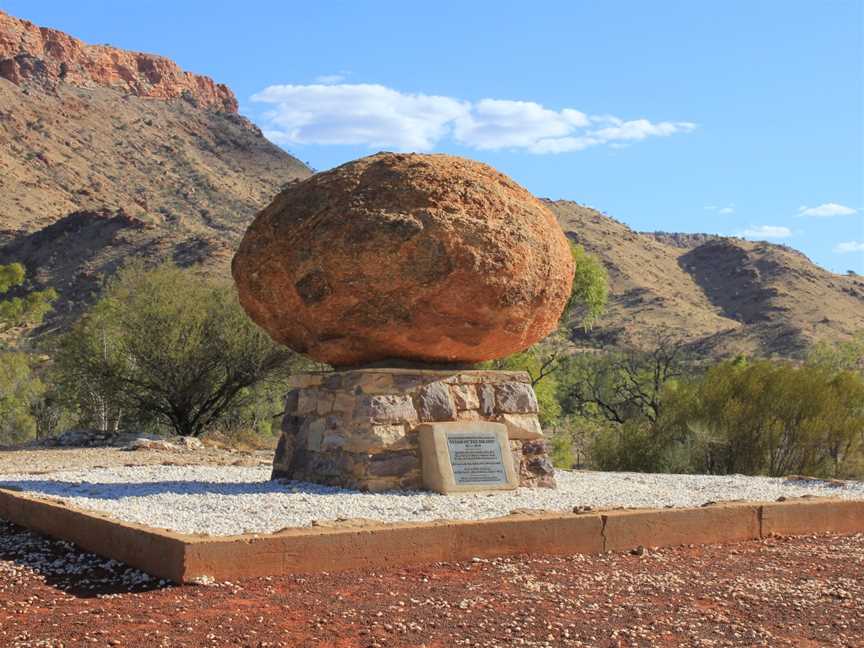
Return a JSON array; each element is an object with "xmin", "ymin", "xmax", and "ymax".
[{"xmin": 0, "ymin": 519, "xmax": 860, "ymax": 647}]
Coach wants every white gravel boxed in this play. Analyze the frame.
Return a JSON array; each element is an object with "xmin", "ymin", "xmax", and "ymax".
[{"xmin": 0, "ymin": 466, "xmax": 861, "ymax": 536}]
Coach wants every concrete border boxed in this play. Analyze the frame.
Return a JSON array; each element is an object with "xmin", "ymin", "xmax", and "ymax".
[{"xmin": 0, "ymin": 488, "xmax": 861, "ymax": 583}]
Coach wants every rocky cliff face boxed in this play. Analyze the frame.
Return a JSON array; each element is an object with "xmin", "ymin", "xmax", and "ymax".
[{"xmin": 0, "ymin": 10, "xmax": 237, "ymax": 112}]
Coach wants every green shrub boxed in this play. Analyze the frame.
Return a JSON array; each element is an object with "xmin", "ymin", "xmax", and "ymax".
[
  {"xmin": 55, "ymin": 262, "xmax": 303, "ymax": 437},
  {"xmin": 687, "ymin": 360, "xmax": 864, "ymax": 478},
  {"xmin": 0, "ymin": 351, "xmax": 44, "ymax": 445}
]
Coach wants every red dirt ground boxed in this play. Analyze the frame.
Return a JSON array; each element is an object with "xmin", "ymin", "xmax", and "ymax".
[{"xmin": 0, "ymin": 520, "xmax": 861, "ymax": 648}]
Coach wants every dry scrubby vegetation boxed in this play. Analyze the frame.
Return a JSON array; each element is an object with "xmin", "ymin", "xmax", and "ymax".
[
  {"xmin": 544, "ymin": 335, "xmax": 864, "ymax": 479},
  {"xmin": 0, "ymin": 262, "xmax": 312, "ymax": 445},
  {"xmin": 1, "ymin": 253, "xmax": 863, "ymax": 480}
]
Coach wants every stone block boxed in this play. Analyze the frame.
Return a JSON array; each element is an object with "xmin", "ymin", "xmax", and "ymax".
[
  {"xmin": 340, "ymin": 424, "xmax": 412, "ymax": 454},
  {"xmin": 367, "ymin": 451, "xmax": 419, "ymax": 477},
  {"xmin": 355, "ymin": 394, "xmax": 418, "ymax": 423},
  {"xmin": 316, "ymin": 392, "xmax": 335, "ymax": 416},
  {"xmin": 451, "ymin": 384, "xmax": 479, "ymax": 410},
  {"xmin": 287, "ymin": 373, "xmax": 324, "ymax": 390},
  {"xmin": 500, "ymin": 413, "xmax": 543, "ymax": 439},
  {"xmin": 296, "ymin": 389, "xmax": 320, "ymax": 416},
  {"xmin": 271, "ymin": 433, "xmax": 294, "ymax": 480},
  {"xmin": 352, "ymin": 372, "xmax": 395, "ymax": 394},
  {"xmin": 332, "ymin": 391, "xmax": 356, "ymax": 414},
  {"xmin": 416, "ymin": 382, "xmax": 457, "ymax": 421},
  {"xmin": 323, "ymin": 373, "xmax": 344, "ymax": 390},
  {"xmin": 284, "ymin": 389, "xmax": 301, "ymax": 415},
  {"xmin": 495, "ymin": 382, "xmax": 539, "ymax": 414},
  {"xmin": 393, "ymin": 373, "xmax": 427, "ymax": 391},
  {"xmin": 321, "ymin": 433, "xmax": 347, "ymax": 451},
  {"xmin": 478, "ymin": 384, "xmax": 496, "ymax": 417},
  {"xmin": 281, "ymin": 414, "xmax": 302, "ymax": 436},
  {"xmin": 418, "ymin": 421, "xmax": 518, "ymax": 494},
  {"xmin": 305, "ymin": 419, "xmax": 325, "ymax": 452}
]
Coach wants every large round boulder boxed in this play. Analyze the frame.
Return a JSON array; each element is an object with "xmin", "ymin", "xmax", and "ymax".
[{"xmin": 231, "ymin": 152, "xmax": 575, "ymax": 367}]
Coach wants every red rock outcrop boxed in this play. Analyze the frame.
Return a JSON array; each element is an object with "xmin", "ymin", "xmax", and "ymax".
[
  {"xmin": 232, "ymin": 152, "xmax": 575, "ymax": 367},
  {"xmin": 0, "ymin": 10, "xmax": 237, "ymax": 112}
]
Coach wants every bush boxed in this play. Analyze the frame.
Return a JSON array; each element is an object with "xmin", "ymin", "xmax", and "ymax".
[
  {"xmin": 55, "ymin": 263, "xmax": 303, "ymax": 437},
  {"xmin": 0, "ymin": 262, "xmax": 57, "ymax": 333},
  {"xmin": 687, "ymin": 360, "xmax": 864, "ymax": 478},
  {"xmin": 0, "ymin": 351, "xmax": 44, "ymax": 445}
]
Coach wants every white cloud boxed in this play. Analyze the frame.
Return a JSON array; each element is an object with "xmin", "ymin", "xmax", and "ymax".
[
  {"xmin": 834, "ymin": 241, "xmax": 864, "ymax": 254},
  {"xmin": 798, "ymin": 203, "xmax": 858, "ymax": 218},
  {"xmin": 253, "ymin": 84, "xmax": 468, "ymax": 150},
  {"xmin": 452, "ymin": 99, "xmax": 589, "ymax": 150},
  {"xmin": 591, "ymin": 118, "xmax": 696, "ymax": 142},
  {"xmin": 718, "ymin": 207, "xmax": 735, "ymax": 215},
  {"xmin": 251, "ymin": 83, "xmax": 696, "ymax": 153},
  {"xmin": 741, "ymin": 225, "xmax": 792, "ymax": 239}
]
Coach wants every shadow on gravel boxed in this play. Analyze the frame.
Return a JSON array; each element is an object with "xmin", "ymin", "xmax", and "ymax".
[
  {"xmin": 0, "ymin": 479, "xmax": 425, "ymax": 499},
  {"xmin": 0, "ymin": 519, "xmax": 174, "ymax": 597}
]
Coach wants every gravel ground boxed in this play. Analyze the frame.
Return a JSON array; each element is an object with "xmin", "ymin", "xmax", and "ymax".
[
  {"xmin": 0, "ymin": 518, "xmax": 861, "ymax": 647},
  {"xmin": 0, "ymin": 465, "xmax": 861, "ymax": 535},
  {"xmin": 0, "ymin": 446, "xmax": 273, "ymax": 474}
]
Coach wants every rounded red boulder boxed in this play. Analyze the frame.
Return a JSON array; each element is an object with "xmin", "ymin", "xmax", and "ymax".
[{"xmin": 232, "ymin": 152, "xmax": 574, "ymax": 367}]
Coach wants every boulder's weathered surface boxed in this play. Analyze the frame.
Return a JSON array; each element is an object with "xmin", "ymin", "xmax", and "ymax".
[{"xmin": 232, "ymin": 152, "xmax": 575, "ymax": 367}]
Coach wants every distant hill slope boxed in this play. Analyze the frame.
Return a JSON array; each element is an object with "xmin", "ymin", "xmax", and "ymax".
[
  {"xmin": 548, "ymin": 201, "xmax": 864, "ymax": 358},
  {"xmin": 0, "ymin": 10, "xmax": 311, "ymax": 327}
]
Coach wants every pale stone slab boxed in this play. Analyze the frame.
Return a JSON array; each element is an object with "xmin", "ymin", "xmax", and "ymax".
[
  {"xmin": 500, "ymin": 413, "xmax": 544, "ymax": 440},
  {"xmin": 418, "ymin": 422, "xmax": 518, "ymax": 494}
]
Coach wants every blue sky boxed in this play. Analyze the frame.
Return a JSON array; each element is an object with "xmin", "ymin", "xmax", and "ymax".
[{"xmin": 5, "ymin": 1, "xmax": 863, "ymax": 272}]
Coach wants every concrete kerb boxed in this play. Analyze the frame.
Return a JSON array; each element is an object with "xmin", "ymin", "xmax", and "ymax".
[{"xmin": 0, "ymin": 487, "xmax": 861, "ymax": 584}]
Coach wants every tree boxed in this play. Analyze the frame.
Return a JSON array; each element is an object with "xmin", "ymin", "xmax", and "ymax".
[
  {"xmin": 0, "ymin": 262, "xmax": 57, "ymax": 334},
  {"xmin": 560, "ymin": 333, "xmax": 690, "ymax": 425},
  {"xmin": 56, "ymin": 263, "xmax": 302, "ymax": 437},
  {"xmin": 0, "ymin": 262, "xmax": 56, "ymax": 443},
  {"xmin": 0, "ymin": 351, "xmax": 44, "ymax": 444},
  {"xmin": 564, "ymin": 243, "xmax": 608, "ymax": 332},
  {"xmin": 484, "ymin": 244, "xmax": 609, "ymax": 428}
]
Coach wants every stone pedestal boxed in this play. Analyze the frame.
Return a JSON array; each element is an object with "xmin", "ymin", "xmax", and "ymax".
[{"xmin": 272, "ymin": 369, "xmax": 556, "ymax": 492}]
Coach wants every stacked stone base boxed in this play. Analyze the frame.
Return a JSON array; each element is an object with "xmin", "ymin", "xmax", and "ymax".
[{"xmin": 272, "ymin": 369, "xmax": 555, "ymax": 492}]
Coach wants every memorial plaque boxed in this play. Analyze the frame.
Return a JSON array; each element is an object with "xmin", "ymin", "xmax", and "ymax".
[
  {"xmin": 418, "ymin": 421, "xmax": 518, "ymax": 494},
  {"xmin": 447, "ymin": 433, "xmax": 508, "ymax": 486}
]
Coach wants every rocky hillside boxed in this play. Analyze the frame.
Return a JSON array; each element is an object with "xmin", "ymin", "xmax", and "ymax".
[
  {"xmin": 549, "ymin": 201, "xmax": 864, "ymax": 358},
  {"xmin": 0, "ymin": 10, "xmax": 311, "ymax": 328}
]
